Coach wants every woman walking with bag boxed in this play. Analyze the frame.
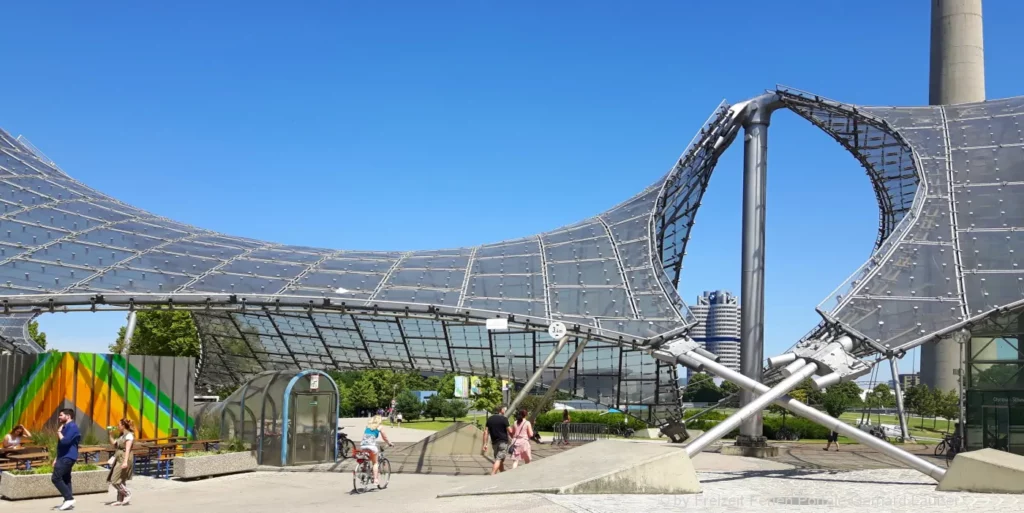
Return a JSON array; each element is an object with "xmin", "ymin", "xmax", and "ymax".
[
  {"xmin": 509, "ymin": 409, "xmax": 533, "ymax": 470},
  {"xmin": 106, "ymin": 419, "xmax": 136, "ymax": 506}
]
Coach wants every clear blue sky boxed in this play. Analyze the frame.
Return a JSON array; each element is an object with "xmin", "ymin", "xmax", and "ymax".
[{"xmin": 3, "ymin": 1, "xmax": 1023, "ymax": 384}]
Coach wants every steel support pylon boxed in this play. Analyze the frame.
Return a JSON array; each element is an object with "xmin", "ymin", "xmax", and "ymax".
[
  {"xmin": 122, "ymin": 311, "xmax": 138, "ymax": 356},
  {"xmin": 890, "ymin": 357, "xmax": 911, "ymax": 442},
  {"xmin": 507, "ymin": 334, "xmax": 570, "ymax": 416},
  {"xmin": 738, "ymin": 96, "xmax": 778, "ymax": 438},
  {"xmin": 678, "ymin": 348, "xmax": 946, "ymax": 481},
  {"xmin": 527, "ymin": 337, "xmax": 590, "ymax": 425}
]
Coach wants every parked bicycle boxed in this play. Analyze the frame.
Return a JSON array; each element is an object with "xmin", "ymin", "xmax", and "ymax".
[
  {"xmin": 614, "ymin": 425, "xmax": 635, "ymax": 438},
  {"xmin": 942, "ymin": 434, "xmax": 964, "ymax": 467},
  {"xmin": 337, "ymin": 428, "xmax": 356, "ymax": 459},
  {"xmin": 774, "ymin": 426, "xmax": 799, "ymax": 441},
  {"xmin": 934, "ymin": 433, "xmax": 960, "ymax": 456},
  {"xmin": 352, "ymin": 445, "xmax": 391, "ymax": 493}
]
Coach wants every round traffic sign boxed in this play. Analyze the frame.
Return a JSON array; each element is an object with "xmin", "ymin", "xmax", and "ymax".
[{"xmin": 548, "ymin": 321, "xmax": 567, "ymax": 340}]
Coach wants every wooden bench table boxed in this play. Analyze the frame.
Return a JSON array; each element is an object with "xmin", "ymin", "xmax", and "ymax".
[{"xmin": 6, "ymin": 452, "xmax": 49, "ymax": 471}]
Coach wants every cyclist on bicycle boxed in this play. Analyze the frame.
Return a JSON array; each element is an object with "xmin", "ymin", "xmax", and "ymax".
[{"xmin": 359, "ymin": 409, "xmax": 394, "ymax": 485}]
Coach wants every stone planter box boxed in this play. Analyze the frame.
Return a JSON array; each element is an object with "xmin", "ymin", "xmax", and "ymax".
[
  {"xmin": 1, "ymin": 470, "xmax": 109, "ymax": 500},
  {"xmin": 172, "ymin": 452, "xmax": 257, "ymax": 480}
]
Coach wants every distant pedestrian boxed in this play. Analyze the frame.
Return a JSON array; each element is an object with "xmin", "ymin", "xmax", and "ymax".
[
  {"xmin": 510, "ymin": 408, "xmax": 533, "ymax": 469},
  {"xmin": 481, "ymin": 405, "xmax": 510, "ymax": 475},
  {"xmin": 52, "ymin": 408, "xmax": 81, "ymax": 511},
  {"xmin": 560, "ymin": 408, "xmax": 571, "ymax": 445},
  {"xmin": 823, "ymin": 430, "xmax": 839, "ymax": 451},
  {"xmin": 106, "ymin": 418, "xmax": 136, "ymax": 505}
]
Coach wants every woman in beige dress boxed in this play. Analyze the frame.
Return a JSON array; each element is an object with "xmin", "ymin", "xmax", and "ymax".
[{"xmin": 106, "ymin": 419, "xmax": 135, "ymax": 506}]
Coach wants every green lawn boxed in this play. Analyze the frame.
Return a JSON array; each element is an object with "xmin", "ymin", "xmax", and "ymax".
[
  {"xmin": 838, "ymin": 412, "xmax": 953, "ymax": 439},
  {"xmin": 398, "ymin": 415, "xmax": 487, "ymax": 431}
]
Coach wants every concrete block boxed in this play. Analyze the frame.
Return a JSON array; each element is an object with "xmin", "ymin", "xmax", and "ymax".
[
  {"xmin": 0, "ymin": 470, "xmax": 109, "ymax": 500},
  {"xmin": 634, "ymin": 428, "xmax": 661, "ymax": 439},
  {"xmin": 937, "ymin": 448, "xmax": 1024, "ymax": 494},
  {"xmin": 438, "ymin": 439, "xmax": 700, "ymax": 497},
  {"xmin": 173, "ymin": 451, "xmax": 257, "ymax": 480},
  {"xmin": 720, "ymin": 445, "xmax": 779, "ymax": 458}
]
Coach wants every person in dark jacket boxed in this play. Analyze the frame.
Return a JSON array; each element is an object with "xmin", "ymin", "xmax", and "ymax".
[{"xmin": 52, "ymin": 408, "xmax": 81, "ymax": 511}]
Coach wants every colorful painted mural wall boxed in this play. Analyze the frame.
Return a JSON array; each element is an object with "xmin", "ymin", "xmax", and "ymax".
[{"xmin": 0, "ymin": 352, "xmax": 196, "ymax": 440}]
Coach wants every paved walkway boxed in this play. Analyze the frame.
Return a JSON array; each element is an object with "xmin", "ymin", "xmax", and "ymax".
[
  {"xmin": 3, "ymin": 453, "xmax": 1020, "ymax": 513},
  {"xmin": 727, "ymin": 442, "xmax": 947, "ymax": 471}
]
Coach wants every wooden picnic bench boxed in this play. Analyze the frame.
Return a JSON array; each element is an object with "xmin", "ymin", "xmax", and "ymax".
[
  {"xmin": 6, "ymin": 452, "xmax": 49, "ymax": 471},
  {"xmin": 77, "ymin": 445, "xmax": 113, "ymax": 464}
]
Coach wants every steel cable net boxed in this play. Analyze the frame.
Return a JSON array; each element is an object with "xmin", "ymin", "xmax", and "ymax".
[
  {"xmin": 815, "ymin": 94, "xmax": 1024, "ymax": 356},
  {"xmin": 0, "ymin": 100, "xmax": 740, "ymax": 425},
  {"xmin": 763, "ymin": 90, "xmax": 1024, "ymax": 384}
]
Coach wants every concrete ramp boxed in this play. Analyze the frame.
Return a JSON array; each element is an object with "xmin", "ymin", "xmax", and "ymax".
[
  {"xmin": 394, "ymin": 421, "xmax": 486, "ymax": 458},
  {"xmin": 437, "ymin": 439, "xmax": 701, "ymax": 496},
  {"xmin": 938, "ymin": 448, "xmax": 1024, "ymax": 494}
]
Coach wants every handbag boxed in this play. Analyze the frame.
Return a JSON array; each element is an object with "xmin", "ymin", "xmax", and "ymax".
[{"xmin": 507, "ymin": 421, "xmax": 527, "ymax": 455}]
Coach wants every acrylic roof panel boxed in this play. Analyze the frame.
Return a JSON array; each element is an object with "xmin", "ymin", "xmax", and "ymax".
[
  {"xmin": 0, "ymin": 100, "xmax": 743, "ymax": 349},
  {"xmin": 192, "ymin": 309, "xmax": 681, "ymax": 425},
  {"xmin": 783, "ymin": 91, "xmax": 1024, "ymax": 353}
]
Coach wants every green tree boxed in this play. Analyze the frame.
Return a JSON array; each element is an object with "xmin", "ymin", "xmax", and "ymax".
[
  {"xmin": 471, "ymin": 377, "xmax": 503, "ymax": 413},
  {"xmin": 423, "ymin": 394, "xmax": 447, "ymax": 421},
  {"xmin": 437, "ymin": 373, "xmax": 457, "ymax": 399},
  {"xmin": 338, "ymin": 382, "xmax": 355, "ymax": 417},
  {"xmin": 871, "ymin": 384, "xmax": 895, "ymax": 424},
  {"xmin": 28, "ymin": 320, "xmax": 47, "ymax": 350},
  {"xmin": 357, "ymin": 369, "xmax": 406, "ymax": 409},
  {"xmin": 681, "ymin": 373, "xmax": 724, "ymax": 403},
  {"xmin": 442, "ymin": 398, "xmax": 469, "ymax": 422},
  {"xmin": 348, "ymin": 378, "xmax": 379, "ymax": 414},
  {"xmin": 519, "ymin": 395, "xmax": 555, "ymax": 419},
  {"xmin": 109, "ymin": 310, "xmax": 200, "ymax": 357},
  {"xmin": 926, "ymin": 387, "xmax": 951, "ymax": 429},
  {"xmin": 328, "ymin": 370, "xmax": 363, "ymax": 389},
  {"xmin": 720, "ymin": 381, "xmax": 741, "ymax": 407},
  {"xmin": 903, "ymin": 384, "xmax": 927, "ymax": 426},
  {"xmin": 395, "ymin": 390, "xmax": 423, "ymax": 421},
  {"xmin": 822, "ymin": 386, "xmax": 853, "ymax": 418},
  {"xmin": 918, "ymin": 385, "xmax": 939, "ymax": 428},
  {"xmin": 793, "ymin": 378, "xmax": 824, "ymax": 406},
  {"xmin": 829, "ymin": 381, "xmax": 863, "ymax": 407},
  {"xmin": 422, "ymin": 374, "xmax": 443, "ymax": 392},
  {"xmin": 936, "ymin": 389, "xmax": 960, "ymax": 432},
  {"xmin": 766, "ymin": 388, "xmax": 806, "ymax": 427}
]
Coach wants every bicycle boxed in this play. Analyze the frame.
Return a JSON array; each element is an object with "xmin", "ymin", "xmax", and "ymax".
[
  {"xmin": 352, "ymin": 445, "xmax": 392, "ymax": 493},
  {"xmin": 774, "ymin": 426, "xmax": 800, "ymax": 442},
  {"xmin": 337, "ymin": 429, "xmax": 356, "ymax": 460},
  {"xmin": 934, "ymin": 433, "xmax": 953, "ymax": 456},
  {"xmin": 944, "ymin": 434, "xmax": 963, "ymax": 468}
]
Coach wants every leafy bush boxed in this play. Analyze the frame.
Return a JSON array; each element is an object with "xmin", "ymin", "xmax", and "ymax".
[
  {"xmin": 534, "ymin": 411, "xmax": 647, "ymax": 432},
  {"xmin": 685, "ymin": 414, "xmax": 832, "ymax": 440},
  {"xmin": 181, "ymin": 437, "xmax": 249, "ymax": 457},
  {"xmin": 29, "ymin": 428, "xmax": 59, "ymax": 459},
  {"xmin": 196, "ymin": 418, "xmax": 221, "ymax": 442},
  {"xmin": 763, "ymin": 415, "xmax": 831, "ymax": 439},
  {"xmin": 682, "ymin": 409, "xmax": 728, "ymax": 421},
  {"xmin": 180, "ymin": 451, "xmax": 221, "ymax": 458},
  {"xmin": 10, "ymin": 464, "xmax": 99, "ymax": 475}
]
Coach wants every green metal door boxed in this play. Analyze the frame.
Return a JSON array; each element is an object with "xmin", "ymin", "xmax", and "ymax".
[
  {"xmin": 289, "ymin": 392, "xmax": 334, "ymax": 465},
  {"xmin": 982, "ymin": 404, "xmax": 1010, "ymax": 451}
]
